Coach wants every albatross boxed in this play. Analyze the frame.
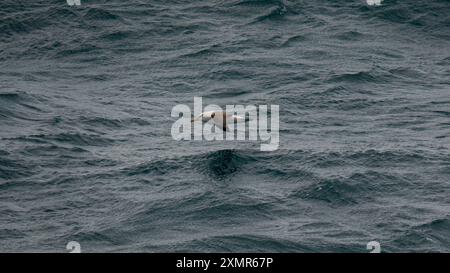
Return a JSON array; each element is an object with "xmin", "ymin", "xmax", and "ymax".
[{"xmin": 191, "ymin": 111, "xmax": 245, "ymax": 131}]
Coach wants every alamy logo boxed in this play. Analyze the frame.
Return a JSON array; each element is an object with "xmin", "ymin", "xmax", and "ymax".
[
  {"xmin": 171, "ymin": 97, "xmax": 279, "ymax": 151},
  {"xmin": 67, "ymin": 0, "xmax": 81, "ymax": 6},
  {"xmin": 66, "ymin": 241, "xmax": 81, "ymax": 253},
  {"xmin": 367, "ymin": 241, "xmax": 381, "ymax": 253}
]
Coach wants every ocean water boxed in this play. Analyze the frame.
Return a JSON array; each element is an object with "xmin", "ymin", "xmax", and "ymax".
[{"xmin": 1, "ymin": 0, "xmax": 449, "ymax": 253}]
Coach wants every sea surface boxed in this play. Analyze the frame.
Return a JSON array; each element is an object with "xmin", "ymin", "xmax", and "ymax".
[{"xmin": 1, "ymin": 0, "xmax": 449, "ymax": 252}]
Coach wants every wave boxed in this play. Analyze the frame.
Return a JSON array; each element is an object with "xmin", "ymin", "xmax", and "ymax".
[
  {"xmin": 8, "ymin": 132, "xmax": 116, "ymax": 146},
  {"xmin": 361, "ymin": 0, "xmax": 450, "ymax": 38},
  {"xmin": 280, "ymin": 34, "xmax": 308, "ymax": 47},
  {"xmin": 0, "ymin": 155, "xmax": 35, "ymax": 181},
  {"xmin": 140, "ymin": 232, "xmax": 366, "ymax": 252},
  {"xmin": 250, "ymin": 3, "xmax": 288, "ymax": 24},
  {"xmin": 82, "ymin": 7, "xmax": 123, "ymax": 21},
  {"xmin": 0, "ymin": 92, "xmax": 49, "ymax": 123},
  {"xmin": 333, "ymin": 30, "xmax": 366, "ymax": 41},
  {"xmin": 179, "ymin": 44, "xmax": 221, "ymax": 59},
  {"xmin": 169, "ymin": 234, "xmax": 314, "ymax": 252},
  {"xmin": 290, "ymin": 170, "xmax": 412, "ymax": 206},
  {"xmin": 123, "ymin": 149, "xmax": 257, "ymax": 180},
  {"xmin": 327, "ymin": 70, "xmax": 390, "ymax": 84},
  {"xmin": 0, "ymin": 5, "xmax": 80, "ymax": 38},
  {"xmin": 202, "ymin": 149, "xmax": 256, "ymax": 179},
  {"xmin": 99, "ymin": 30, "xmax": 134, "ymax": 41},
  {"xmin": 390, "ymin": 217, "xmax": 450, "ymax": 252},
  {"xmin": 0, "ymin": 2, "xmax": 126, "ymax": 60}
]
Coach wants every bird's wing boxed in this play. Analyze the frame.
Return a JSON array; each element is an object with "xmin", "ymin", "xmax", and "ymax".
[
  {"xmin": 231, "ymin": 115, "xmax": 245, "ymax": 122},
  {"xmin": 192, "ymin": 111, "xmax": 213, "ymax": 123},
  {"xmin": 212, "ymin": 112, "xmax": 229, "ymax": 131}
]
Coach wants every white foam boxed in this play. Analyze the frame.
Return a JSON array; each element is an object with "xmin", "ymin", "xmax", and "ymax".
[{"xmin": 367, "ymin": 0, "xmax": 383, "ymax": 6}]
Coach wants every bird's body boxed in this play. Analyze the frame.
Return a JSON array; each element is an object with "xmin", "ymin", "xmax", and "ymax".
[{"xmin": 191, "ymin": 111, "xmax": 245, "ymax": 131}]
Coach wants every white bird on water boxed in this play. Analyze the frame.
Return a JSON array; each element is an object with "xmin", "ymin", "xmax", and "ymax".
[{"xmin": 191, "ymin": 111, "xmax": 245, "ymax": 131}]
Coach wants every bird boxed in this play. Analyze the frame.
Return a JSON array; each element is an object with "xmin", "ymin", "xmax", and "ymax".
[{"xmin": 191, "ymin": 111, "xmax": 245, "ymax": 131}]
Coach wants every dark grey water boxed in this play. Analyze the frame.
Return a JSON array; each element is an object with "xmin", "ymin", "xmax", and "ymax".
[{"xmin": 1, "ymin": 0, "xmax": 449, "ymax": 252}]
